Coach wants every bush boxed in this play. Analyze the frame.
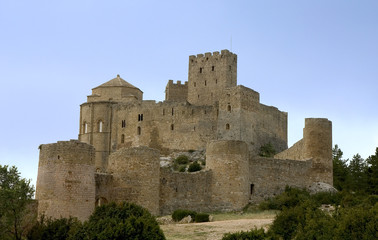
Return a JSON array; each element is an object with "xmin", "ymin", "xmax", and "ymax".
[
  {"xmin": 70, "ymin": 202, "xmax": 165, "ymax": 240},
  {"xmin": 175, "ymin": 155, "xmax": 189, "ymax": 165},
  {"xmin": 27, "ymin": 216, "xmax": 81, "ymax": 240},
  {"xmin": 259, "ymin": 186, "xmax": 310, "ymax": 210},
  {"xmin": 194, "ymin": 213, "xmax": 209, "ymax": 223},
  {"xmin": 172, "ymin": 209, "xmax": 197, "ymax": 222},
  {"xmin": 178, "ymin": 165, "xmax": 186, "ymax": 172},
  {"xmin": 258, "ymin": 142, "xmax": 276, "ymax": 158},
  {"xmin": 188, "ymin": 161, "xmax": 202, "ymax": 172},
  {"xmin": 222, "ymin": 228, "xmax": 268, "ymax": 240}
]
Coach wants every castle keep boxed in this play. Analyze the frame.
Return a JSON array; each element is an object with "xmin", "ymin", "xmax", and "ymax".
[{"xmin": 36, "ymin": 50, "xmax": 333, "ymax": 221}]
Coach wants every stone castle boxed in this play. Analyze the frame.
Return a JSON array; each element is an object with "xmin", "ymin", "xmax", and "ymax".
[{"xmin": 36, "ymin": 50, "xmax": 333, "ymax": 221}]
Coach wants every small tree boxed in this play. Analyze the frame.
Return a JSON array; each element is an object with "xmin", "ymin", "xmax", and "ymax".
[
  {"xmin": 188, "ymin": 161, "xmax": 201, "ymax": 172},
  {"xmin": 258, "ymin": 142, "xmax": 276, "ymax": 158},
  {"xmin": 0, "ymin": 165, "xmax": 35, "ymax": 240}
]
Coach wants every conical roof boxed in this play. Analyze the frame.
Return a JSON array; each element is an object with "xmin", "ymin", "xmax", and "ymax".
[{"xmin": 93, "ymin": 74, "xmax": 139, "ymax": 89}]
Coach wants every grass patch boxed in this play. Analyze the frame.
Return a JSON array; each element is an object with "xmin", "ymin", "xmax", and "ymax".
[{"xmin": 211, "ymin": 210, "xmax": 278, "ymax": 221}]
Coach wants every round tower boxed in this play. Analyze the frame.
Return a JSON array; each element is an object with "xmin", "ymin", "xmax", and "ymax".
[
  {"xmin": 107, "ymin": 146, "xmax": 160, "ymax": 215},
  {"xmin": 303, "ymin": 118, "xmax": 333, "ymax": 185},
  {"xmin": 36, "ymin": 140, "xmax": 95, "ymax": 221},
  {"xmin": 206, "ymin": 140, "xmax": 249, "ymax": 211}
]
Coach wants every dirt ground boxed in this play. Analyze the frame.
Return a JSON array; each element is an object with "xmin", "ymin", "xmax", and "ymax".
[{"xmin": 161, "ymin": 218, "xmax": 274, "ymax": 240}]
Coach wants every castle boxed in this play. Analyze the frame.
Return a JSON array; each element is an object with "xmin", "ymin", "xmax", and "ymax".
[{"xmin": 36, "ymin": 50, "xmax": 333, "ymax": 221}]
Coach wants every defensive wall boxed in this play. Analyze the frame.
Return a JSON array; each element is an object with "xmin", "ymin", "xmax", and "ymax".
[{"xmin": 36, "ymin": 140, "xmax": 95, "ymax": 221}]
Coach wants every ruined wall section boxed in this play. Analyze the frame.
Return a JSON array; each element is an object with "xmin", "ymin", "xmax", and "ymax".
[
  {"xmin": 187, "ymin": 50, "xmax": 237, "ymax": 106},
  {"xmin": 36, "ymin": 140, "xmax": 95, "ymax": 221},
  {"xmin": 274, "ymin": 139, "xmax": 305, "ymax": 160},
  {"xmin": 165, "ymin": 80, "xmax": 188, "ymax": 102},
  {"xmin": 249, "ymin": 157, "xmax": 312, "ymax": 202},
  {"xmin": 159, "ymin": 168, "xmax": 212, "ymax": 215},
  {"xmin": 107, "ymin": 147, "xmax": 160, "ymax": 215},
  {"xmin": 206, "ymin": 140, "xmax": 250, "ymax": 211},
  {"xmin": 111, "ymin": 100, "xmax": 218, "ymax": 154},
  {"xmin": 79, "ymin": 101, "xmax": 116, "ymax": 171},
  {"xmin": 274, "ymin": 118, "xmax": 333, "ymax": 185}
]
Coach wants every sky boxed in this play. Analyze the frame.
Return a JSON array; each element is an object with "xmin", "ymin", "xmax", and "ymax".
[{"xmin": 1, "ymin": 0, "xmax": 377, "ymax": 188}]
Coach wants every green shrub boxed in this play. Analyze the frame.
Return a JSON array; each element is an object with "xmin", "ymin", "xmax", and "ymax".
[
  {"xmin": 259, "ymin": 186, "xmax": 310, "ymax": 210},
  {"xmin": 258, "ymin": 142, "xmax": 276, "ymax": 158},
  {"xmin": 222, "ymin": 228, "xmax": 268, "ymax": 240},
  {"xmin": 175, "ymin": 155, "xmax": 189, "ymax": 165},
  {"xmin": 178, "ymin": 165, "xmax": 186, "ymax": 172},
  {"xmin": 194, "ymin": 213, "xmax": 209, "ymax": 223},
  {"xmin": 27, "ymin": 216, "xmax": 81, "ymax": 240},
  {"xmin": 188, "ymin": 149, "xmax": 195, "ymax": 153},
  {"xmin": 70, "ymin": 202, "xmax": 165, "ymax": 240},
  {"xmin": 172, "ymin": 209, "xmax": 197, "ymax": 222},
  {"xmin": 188, "ymin": 161, "xmax": 202, "ymax": 172}
]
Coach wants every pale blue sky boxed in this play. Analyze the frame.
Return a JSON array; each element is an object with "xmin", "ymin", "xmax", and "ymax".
[{"xmin": 1, "ymin": 0, "xmax": 377, "ymax": 188}]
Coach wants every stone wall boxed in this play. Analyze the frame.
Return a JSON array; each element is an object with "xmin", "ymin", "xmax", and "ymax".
[
  {"xmin": 274, "ymin": 139, "xmax": 304, "ymax": 160},
  {"xmin": 107, "ymin": 146, "xmax": 160, "ymax": 215},
  {"xmin": 206, "ymin": 140, "xmax": 250, "ymax": 211},
  {"xmin": 249, "ymin": 157, "xmax": 312, "ymax": 202},
  {"xmin": 165, "ymin": 80, "xmax": 188, "ymax": 102},
  {"xmin": 159, "ymin": 168, "xmax": 212, "ymax": 215},
  {"xmin": 36, "ymin": 140, "xmax": 95, "ymax": 221}
]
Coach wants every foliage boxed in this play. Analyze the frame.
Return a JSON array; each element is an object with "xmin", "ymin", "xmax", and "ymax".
[
  {"xmin": 27, "ymin": 216, "xmax": 81, "ymax": 240},
  {"xmin": 178, "ymin": 165, "xmax": 186, "ymax": 172},
  {"xmin": 222, "ymin": 228, "xmax": 268, "ymax": 240},
  {"xmin": 74, "ymin": 202, "xmax": 165, "ymax": 240},
  {"xmin": 259, "ymin": 186, "xmax": 310, "ymax": 211},
  {"xmin": 188, "ymin": 161, "xmax": 202, "ymax": 172},
  {"xmin": 332, "ymin": 145, "xmax": 378, "ymax": 194},
  {"xmin": 194, "ymin": 213, "xmax": 209, "ymax": 223},
  {"xmin": 0, "ymin": 165, "xmax": 35, "ymax": 240},
  {"xmin": 172, "ymin": 209, "xmax": 197, "ymax": 222},
  {"xmin": 175, "ymin": 155, "xmax": 189, "ymax": 165},
  {"xmin": 258, "ymin": 142, "xmax": 276, "ymax": 158}
]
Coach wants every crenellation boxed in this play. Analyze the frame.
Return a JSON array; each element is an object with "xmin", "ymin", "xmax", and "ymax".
[{"xmin": 36, "ymin": 49, "xmax": 333, "ymax": 220}]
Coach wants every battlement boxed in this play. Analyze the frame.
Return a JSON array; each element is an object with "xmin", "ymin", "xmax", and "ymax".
[
  {"xmin": 189, "ymin": 49, "xmax": 235, "ymax": 62},
  {"xmin": 165, "ymin": 79, "xmax": 188, "ymax": 102},
  {"xmin": 167, "ymin": 80, "xmax": 188, "ymax": 86}
]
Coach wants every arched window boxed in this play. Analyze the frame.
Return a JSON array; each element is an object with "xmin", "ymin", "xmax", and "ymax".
[
  {"xmin": 98, "ymin": 121, "xmax": 103, "ymax": 132},
  {"xmin": 226, "ymin": 123, "xmax": 230, "ymax": 130},
  {"xmin": 84, "ymin": 122, "xmax": 88, "ymax": 133},
  {"xmin": 121, "ymin": 120, "xmax": 126, "ymax": 128},
  {"xmin": 227, "ymin": 105, "xmax": 231, "ymax": 112},
  {"xmin": 137, "ymin": 126, "xmax": 141, "ymax": 135},
  {"xmin": 121, "ymin": 134, "xmax": 125, "ymax": 143},
  {"xmin": 171, "ymin": 124, "xmax": 174, "ymax": 131}
]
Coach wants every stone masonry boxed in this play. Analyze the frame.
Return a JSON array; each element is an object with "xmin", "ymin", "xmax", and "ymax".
[{"xmin": 36, "ymin": 50, "xmax": 333, "ymax": 220}]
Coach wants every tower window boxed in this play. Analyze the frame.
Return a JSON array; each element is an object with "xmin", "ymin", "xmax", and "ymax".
[
  {"xmin": 163, "ymin": 109, "xmax": 165, "ymax": 115},
  {"xmin": 121, "ymin": 120, "xmax": 126, "ymax": 128},
  {"xmin": 194, "ymin": 82, "xmax": 196, "ymax": 87},
  {"xmin": 198, "ymin": 95, "xmax": 200, "ymax": 99},
  {"xmin": 138, "ymin": 114, "xmax": 143, "ymax": 121},
  {"xmin": 137, "ymin": 126, "xmax": 141, "ymax": 135},
  {"xmin": 216, "ymin": 79, "xmax": 218, "ymax": 84},
  {"xmin": 229, "ymin": 65, "xmax": 232, "ymax": 70},
  {"xmin": 98, "ymin": 121, "xmax": 103, "ymax": 132},
  {"xmin": 171, "ymin": 108, "xmax": 174, "ymax": 116},
  {"xmin": 212, "ymin": 66, "xmax": 215, "ymax": 71},
  {"xmin": 250, "ymin": 184, "xmax": 254, "ymax": 195},
  {"xmin": 226, "ymin": 124, "xmax": 230, "ymax": 130},
  {"xmin": 199, "ymin": 68, "xmax": 202, "ymax": 73},
  {"xmin": 121, "ymin": 134, "xmax": 125, "ymax": 143},
  {"xmin": 205, "ymin": 80, "xmax": 207, "ymax": 86},
  {"xmin": 84, "ymin": 122, "xmax": 88, "ymax": 133},
  {"xmin": 227, "ymin": 105, "xmax": 232, "ymax": 112},
  {"xmin": 171, "ymin": 124, "xmax": 174, "ymax": 131}
]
